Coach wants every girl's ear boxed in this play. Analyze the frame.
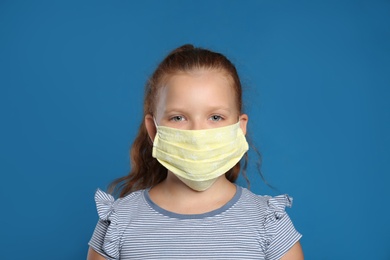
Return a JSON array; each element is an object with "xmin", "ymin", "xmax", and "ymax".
[
  {"xmin": 239, "ymin": 114, "xmax": 248, "ymax": 135},
  {"xmin": 145, "ymin": 114, "xmax": 157, "ymax": 142}
]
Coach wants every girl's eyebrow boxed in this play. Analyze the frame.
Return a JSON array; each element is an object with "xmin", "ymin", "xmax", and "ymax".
[
  {"xmin": 209, "ymin": 105, "xmax": 232, "ymax": 110},
  {"xmin": 205, "ymin": 106, "xmax": 233, "ymax": 113},
  {"xmin": 163, "ymin": 106, "xmax": 187, "ymax": 112},
  {"xmin": 164, "ymin": 106, "xmax": 232, "ymax": 113}
]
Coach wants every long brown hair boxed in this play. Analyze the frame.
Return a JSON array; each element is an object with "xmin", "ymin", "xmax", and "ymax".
[{"xmin": 109, "ymin": 44, "xmax": 252, "ymax": 197}]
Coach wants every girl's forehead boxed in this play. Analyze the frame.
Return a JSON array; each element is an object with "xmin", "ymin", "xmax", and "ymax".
[
  {"xmin": 154, "ymin": 70, "xmax": 238, "ymax": 112},
  {"xmin": 165, "ymin": 70, "xmax": 232, "ymax": 93},
  {"xmin": 164, "ymin": 70, "xmax": 234, "ymax": 92}
]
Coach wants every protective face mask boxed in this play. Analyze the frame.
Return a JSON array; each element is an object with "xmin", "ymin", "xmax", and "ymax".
[{"xmin": 152, "ymin": 120, "xmax": 249, "ymax": 191}]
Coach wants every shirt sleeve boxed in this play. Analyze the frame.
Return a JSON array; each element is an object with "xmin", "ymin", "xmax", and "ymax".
[
  {"xmin": 263, "ymin": 195, "xmax": 302, "ymax": 260},
  {"xmin": 88, "ymin": 219, "xmax": 112, "ymax": 259},
  {"xmin": 88, "ymin": 189, "xmax": 121, "ymax": 260}
]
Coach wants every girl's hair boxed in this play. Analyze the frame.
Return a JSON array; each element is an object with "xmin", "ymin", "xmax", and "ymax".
[{"xmin": 109, "ymin": 44, "xmax": 253, "ymax": 197}]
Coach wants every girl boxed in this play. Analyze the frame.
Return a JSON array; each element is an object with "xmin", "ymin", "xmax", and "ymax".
[{"xmin": 87, "ymin": 44, "xmax": 303, "ymax": 260}]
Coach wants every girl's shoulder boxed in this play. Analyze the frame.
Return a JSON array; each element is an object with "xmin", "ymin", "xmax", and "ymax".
[
  {"xmin": 89, "ymin": 189, "xmax": 148, "ymax": 259},
  {"xmin": 93, "ymin": 188, "xmax": 146, "ymax": 222},
  {"xmin": 239, "ymin": 187, "xmax": 294, "ymax": 220},
  {"xmin": 238, "ymin": 187, "xmax": 302, "ymax": 258}
]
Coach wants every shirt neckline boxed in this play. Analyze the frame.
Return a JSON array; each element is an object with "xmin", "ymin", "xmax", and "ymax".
[{"xmin": 143, "ymin": 184, "xmax": 242, "ymax": 219}]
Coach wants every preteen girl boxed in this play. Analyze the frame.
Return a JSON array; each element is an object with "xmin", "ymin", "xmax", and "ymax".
[{"xmin": 87, "ymin": 44, "xmax": 303, "ymax": 260}]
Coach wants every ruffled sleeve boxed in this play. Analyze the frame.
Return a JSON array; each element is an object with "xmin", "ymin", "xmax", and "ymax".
[
  {"xmin": 265, "ymin": 194, "xmax": 292, "ymax": 223},
  {"xmin": 263, "ymin": 195, "xmax": 302, "ymax": 260},
  {"xmin": 88, "ymin": 189, "xmax": 121, "ymax": 260}
]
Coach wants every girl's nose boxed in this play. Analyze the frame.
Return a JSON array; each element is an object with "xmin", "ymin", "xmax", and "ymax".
[{"xmin": 189, "ymin": 120, "xmax": 205, "ymax": 130}]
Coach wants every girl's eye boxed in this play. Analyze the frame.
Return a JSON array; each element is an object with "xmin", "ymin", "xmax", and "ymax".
[
  {"xmin": 210, "ymin": 115, "xmax": 223, "ymax": 122},
  {"xmin": 171, "ymin": 116, "xmax": 184, "ymax": 122}
]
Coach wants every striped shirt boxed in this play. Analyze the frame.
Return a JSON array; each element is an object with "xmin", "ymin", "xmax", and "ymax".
[{"xmin": 89, "ymin": 185, "xmax": 302, "ymax": 260}]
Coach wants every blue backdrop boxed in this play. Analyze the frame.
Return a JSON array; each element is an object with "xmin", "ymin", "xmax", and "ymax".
[{"xmin": 1, "ymin": 1, "xmax": 389, "ymax": 259}]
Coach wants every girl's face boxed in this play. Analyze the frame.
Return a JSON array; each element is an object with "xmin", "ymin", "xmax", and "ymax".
[{"xmin": 146, "ymin": 70, "xmax": 248, "ymax": 137}]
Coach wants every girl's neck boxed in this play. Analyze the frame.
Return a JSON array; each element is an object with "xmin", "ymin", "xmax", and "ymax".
[{"xmin": 148, "ymin": 172, "xmax": 236, "ymax": 215}]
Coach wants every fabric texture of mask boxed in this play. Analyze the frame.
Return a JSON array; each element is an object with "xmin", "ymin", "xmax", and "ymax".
[{"xmin": 152, "ymin": 121, "xmax": 249, "ymax": 191}]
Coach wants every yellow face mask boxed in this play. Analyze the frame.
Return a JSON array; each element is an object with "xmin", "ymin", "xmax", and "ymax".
[{"xmin": 152, "ymin": 121, "xmax": 249, "ymax": 191}]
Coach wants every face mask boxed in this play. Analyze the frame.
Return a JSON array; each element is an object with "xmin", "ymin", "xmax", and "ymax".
[{"xmin": 152, "ymin": 120, "xmax": 249, "ymax": 191}]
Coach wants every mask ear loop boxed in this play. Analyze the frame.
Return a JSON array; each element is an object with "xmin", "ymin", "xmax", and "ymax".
[
  {"xmin": 147, "ymin": 116, "xmax": 158, "ymax": 144},
  {"xmin": 153, "ymin": 117, "xmax": 159, "ymax": 127}
]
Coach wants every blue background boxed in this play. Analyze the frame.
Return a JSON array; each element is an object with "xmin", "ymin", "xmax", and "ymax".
[{"xmin": 1, "ymin": 1, "xmax": 389, "ymax": 259}]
